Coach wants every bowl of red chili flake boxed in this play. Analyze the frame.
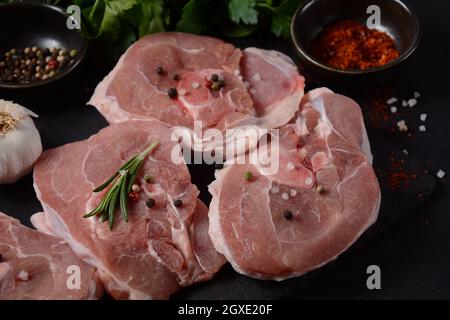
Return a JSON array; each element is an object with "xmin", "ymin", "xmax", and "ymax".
[{"xmin": 291, "ymin": 0, "xmax": 421, "ymax": 78}]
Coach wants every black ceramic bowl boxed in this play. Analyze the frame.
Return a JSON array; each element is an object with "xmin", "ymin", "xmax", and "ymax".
[
  {"xmin": 0, "ymin": 2, "xmax": 87, "ymax": 90},
  {"xmin": 291, "ymin": 0, "xmax": 421, "ymax": 81}
]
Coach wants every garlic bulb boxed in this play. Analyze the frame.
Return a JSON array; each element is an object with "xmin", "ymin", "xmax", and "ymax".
[{"xmin": 0, "ymin": 100, "xmax": 42, "ymax": 184}]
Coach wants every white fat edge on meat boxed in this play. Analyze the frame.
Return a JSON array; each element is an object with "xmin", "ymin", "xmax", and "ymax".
[
  {"xmin": 0, "ymin": 263, "xmax": 10, "ymax": 282},
  {"xmin": 256, "ymin": 90, "xmax": 303, "ymax": 128},
  {"xmin": 29, "ymin": 201, "xmax": 98, "ymax": 268},
  {"xmin": 303, "ymin": 88, "xmax": 373, "ymax": 164},
  {"xmin": 95, "ymin": 268, "xmax": 154, "ymax": 300},
  {"xmin": 180, "ymin": 47, "xmax": 205, "ymax": 54},
  {"xmin": 88, "ymin": 52, "xmax": 131, "ymax": 123},
  {"xmin": 244, "ymin": 47, "xmax": 299, "ymax": 77},
  {"xmin": 188, "ymin": 200, "xmax": 225, "ymax": 276},
  {"xmin": 208, "ymin": 167, "xmax": 265, "ymax": 278},
  {"xmin": 359, "ymin": 120, "xmax": 373, "ymax": 165}
]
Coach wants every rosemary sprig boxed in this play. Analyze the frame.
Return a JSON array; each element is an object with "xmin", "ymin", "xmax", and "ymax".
[{"xmin": 83, "ymin": 142, "xmax": 159, "ymax": 230}]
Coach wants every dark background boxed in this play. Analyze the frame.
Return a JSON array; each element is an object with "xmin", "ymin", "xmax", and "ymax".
[{"xmin": 0, "ymin": 0, "xmax": 449, "ymax": 299}]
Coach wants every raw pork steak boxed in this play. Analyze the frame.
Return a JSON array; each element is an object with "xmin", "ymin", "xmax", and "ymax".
[
  {"xmin": 209, "ymin": 88, "xmax": 381, "ymax": 280},
  {"xmin": 0, "ymin": 212, "xmax": 102, "ymax": 299},
  {"xmin": 89, "ymin": 33, "xmax": 304, "ymax": 133},
  {"xmin": 33, "ymin": 120, "xmax": 225, "ymax": 299}
]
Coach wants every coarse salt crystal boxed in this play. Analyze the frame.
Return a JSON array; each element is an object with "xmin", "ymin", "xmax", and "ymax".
[
  {"xmin": 271, "ymin": 185, "xmax": 279, "ymax": 193},
  {"xmin": 290, "ymin": 189, "xmax": 297, "ymax": 197},
  {"xmin": 397, "ymin": 120, "xmax": 408, "ymax": 132},
  {"xmin": 420, "ymin": 113, "xmax": 427, "ymax": 122},
  {"xmin": 387, "ymin": 97, "xmax": 398, "ymax": 104},
  {"xmin": 403, "ymin": 149, "xmax": 409, "ymax": 155},
  {"xmin": 408, "ymin": 98, "xmax": 417, "ymax": 107},
  {"xmin": 250, "ymin": 88, "xmax": 257, "ymax": 95},
  {"xmin": 437, "ymin": 170, "xmax": 446, "ymax": 179},
  {"xmin": 178, "ymin": 89, "xmax": 186, "ymax": 96},
  {"xmin": 281, "ymin": 192, "xmax": 289, "ymax": 200},
  {"xmin": 402, "ymin": 100, "xmax": 408, "ymax": 107},
  {"xmin": 419, "ymin": 125, "xmax": 427, "ymax": 132},
  {"xmin": 244, "ymin": 81, "xmax": 250, "ymax": 88},
  {"xmin": 305, "ymin": 177, "xmax": 313, "ymax": 185},
  {"xmin": 234, "ymin": 69, "xmax": 240, "ymax": 76},
  {"xmin": 16, "ymin": 270, "xmax": 29, "ymax": 281},
  {"xmin": 286, "ymin": 162, "xmax": 295, "ymax": 171},
  {"xmin": 192, "ymin": 82, "xmax": 200, "ymax": 89},
  {"xmin": 252, "ymin": 73, "xmax": 261, "ymax": 81},
  {"xmin": 390, "ymin": 106, "xmax": 398, "ymax": 113},
  {"xmin": 414, "ymin": 91, "xmax": 421, "ymax": 99}
]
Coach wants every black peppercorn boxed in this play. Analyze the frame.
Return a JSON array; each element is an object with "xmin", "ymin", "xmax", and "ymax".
[
  {"xmin": 174, "ymin": 199, "xmax": 183, "ymax": 207},
  {"xmin": 146, "ymin": 198, "xmax": 156, "ymax": 208},
  {"xmin": 283, "ymin": 210, "xmax": 293, "ymax": 220},
  {"xmin": 156, "ymin": 66, "xmax": 164, "ymax": 75},
  {"xmin": 173, "ymin": 73, "xmax": 180, "ymax": 81},
  {"xmin": 210, "ymin": 74, "xmax": 219, "ymax": 82},
  {"xmin": 168, "ymin": 88, "xmax": 178, "ymax": 99}
]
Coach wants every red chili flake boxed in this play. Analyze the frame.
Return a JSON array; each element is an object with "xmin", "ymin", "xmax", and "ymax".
[
  {"xmin": 311, "ymin": 20, "xmax": 400, "ymax": 70},
  {"xmin": 129, "ymin": 191, "xmax": 139, "ymax": 202},
  {"xmin": 379, "ymin": 152, "xmax": 418, "ymax": 191},
  {"xmin": 205, "ymin": 80, "xmax": 212, "ymax": 89}
]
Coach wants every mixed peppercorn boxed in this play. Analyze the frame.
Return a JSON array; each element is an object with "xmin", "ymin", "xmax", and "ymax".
[{"xmin": 0, "ymin": 46, "xmax": 78, "ymax": 85}]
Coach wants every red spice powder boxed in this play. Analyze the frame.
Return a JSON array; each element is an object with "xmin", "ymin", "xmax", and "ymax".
[
  {"xmin": 384, "ymin": 155, "xmax": 417, "ymax": 191},
  {"xmin": 311, "ymin": 20, "xmax": 400, "ymax": 70}
]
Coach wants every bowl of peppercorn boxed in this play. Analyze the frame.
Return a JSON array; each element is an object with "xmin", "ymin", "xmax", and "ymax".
[
  {"xmin": 291, "ymin": 0, "xmax": 421, "ymax": 82},
  {"xmin": 0, "ymin": 2, "xmax": 87, "ymax": 90}
]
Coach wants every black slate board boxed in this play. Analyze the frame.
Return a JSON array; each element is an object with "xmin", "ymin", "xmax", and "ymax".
[{"xmin": 0, "ymin": 32, "xmax": 437, "ymax": 300}]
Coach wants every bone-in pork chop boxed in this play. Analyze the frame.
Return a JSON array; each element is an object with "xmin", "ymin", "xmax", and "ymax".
[
  {"xmin": 89, "ymin": 33, "xmax": 304, "ymax": 134},
  {"xmin": 33, "ymin": 120, "xmax": 225, "ymax": 299},
  {"xmin": 208, "ymin": 88, "xmax": 381, "ymax": 280},
  {"xmin": 0, "ymin": 212, "xmax": 102, "ymax": 299}
]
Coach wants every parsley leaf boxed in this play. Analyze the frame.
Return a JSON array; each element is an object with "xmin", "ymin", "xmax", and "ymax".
[
  {"xmin": 98, "ymin": 0, "xmax": 137, "ymax": 42},
  {"xmin": 228, "ymin": 0, "xmax": 258, "ymax": 25},
  {"xmin": 138, "ymin": 0, "xmax": 166, "ymax": 37},
  {"xmin": 270, "ymin": 0, "xmax": 300, "ymax": 38}
]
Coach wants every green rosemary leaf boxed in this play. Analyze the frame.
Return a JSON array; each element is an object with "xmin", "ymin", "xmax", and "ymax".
[
  {"xmin": 127, "ymin": 142, "xmax": 159, "ymax": 194},
  {"xmin": 93, "ymin": 156, "xmax": 136, "ymax": 192},
  {"xmin": 108, "ymin": 186, "xmax": 120, "ymax": 230},
  {"xmin": 84, "ymin": 142, "xmax": 159, "ymax": 230},
  {"xmin": 120, "ymin": 172, "xmax": 129, "ymax": 222}
]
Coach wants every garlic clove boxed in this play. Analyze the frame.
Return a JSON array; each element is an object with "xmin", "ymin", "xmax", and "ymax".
[{"xmin": 0, "ymin": 100, "xmax": 42, "ymax": 184}]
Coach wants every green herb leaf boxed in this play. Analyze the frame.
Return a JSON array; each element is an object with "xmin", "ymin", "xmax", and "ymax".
[
  {"xmin": 84, "ymin": 142, "xmax": 159, "ymax": 230},
  {"xmin": 270, "ymin": 0, "xmax": 301, "ymax": 38},
  {"xmin": 99, "ymin": 0, "xmax": 138, "ymax": 42},
  {"xmin": 228, "ymin": 0, "xmax": 258, "ymax": 25},
  {"xmin": 138, "ymin": 0, "xmax": 166, "ymax": 37}
]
